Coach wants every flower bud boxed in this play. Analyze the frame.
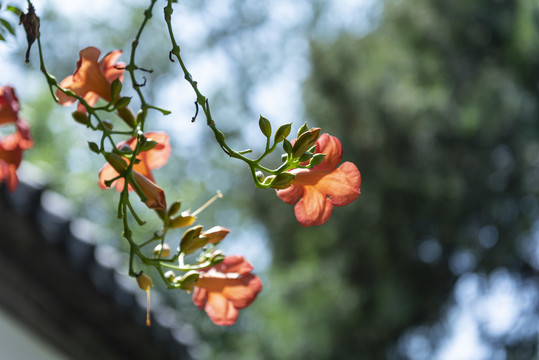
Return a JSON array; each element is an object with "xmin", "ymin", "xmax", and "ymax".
[
  {"xmin": 110, "ymin": 78, "xmax": 122, "ymax": 101},
  {"xmin": 292, "ymin": 127, "xmax": 321, "ymax": 158},
  {"xmin": 72, "ymin": 111, "xmax": 89, "ymax": 125},
  {"xmin": 283, "ymin": 138, "xmax": 293, "ymax": 154},
  {"xmin": 296, "ymin": 122, "xmax": 309, "ymax": 138},
  {"xmin": 97, "ymin": 120, "xmax": 114, "ymax": 130},
  {"xmin": 117, "ymin": 107, "xmax": 136, "ymax": 128},
  {"xmin": 167, "ymin": 201, "xmax": 182, "ymax": 217},
  {"xmin": 175, "ymin": 270, "xmax": 200, "ymax": 292},
  {"xmin": 135, "ymin": 272, "xmax": 153, "ymax": 291},
  {"xmin": 201, "ymin": 226, "xmax": 230, "ymax": 245},
  {"xmin": 309, "ymin": 153, "xmax": 326, "ymax": 167},
  {"xmin": 153, "ymin": 243, "xmax": 171, "ymax": 258},
  {"xmin": 209, "ymin": 250, "xmax": 226, "ymax": 265},
  {"xmin": 115, "ymin": 96, "xmax": 131, "ymax": 109},
  {"xmin": 269, "ymin": 172, "xmax": 295, "ymax": 189},
  {"xmin": 104, "ymin": 152, "xmax": 128, "ymax": 173},
  {"xmin": 164, "ymin": 270, "xmax": 176, "ymax": 282},
  {"xmin": 274, "ymin": 123, "xmax": 292, "ymax": 143},
  {"xmin": 169, "ymin": 210, "xmax": 196, "ymax": 229},
  {"xmin": 258, "ymin": 115, "xmax": 272, "ymax": 138},
  {"xmin": 180, "ymin": 225, "xmax": 207, "ymax": 255},
  {"xmin": 255, "ymin": 171, "xmax": 265, "ymax": 183},
  {"xmin": 88, "ymin": 141, "xmax": 100, "ymax": 154},
  {"xmin": 131, "ymin": 171, "xmax": 167, "ymax": 210}
]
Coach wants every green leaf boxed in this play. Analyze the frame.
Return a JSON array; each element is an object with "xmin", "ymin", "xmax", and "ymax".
[
  {"xmin": 0, "ymin": 32, "xmax": 5, "ymax": 42},
  {"xmin": 6, "ymin": 5, "xmax": 21, "ymax": 16},
  {"xmin": 0, "ymin": 18, "xmax": 14, "ymax": 36}
]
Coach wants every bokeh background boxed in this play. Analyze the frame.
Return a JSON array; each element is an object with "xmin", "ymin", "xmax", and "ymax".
[{"xmin": 2, "ymin": 0, "xmax": 539, "ymax": 359}]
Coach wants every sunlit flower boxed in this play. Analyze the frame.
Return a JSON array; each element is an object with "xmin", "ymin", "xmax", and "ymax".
[
  {"xmin": 0, "ymin": 118, "xmax": 34, "ymax": 191},
  {"xmin": 0, "ymin": 86, "xmax": 19, "ymax": 124},
  {"xmin": 56, "ymin": 46, "xmax": 124, "ymax": 112},
  {"xmin": 201, "ymin": 226, "xmax": 230, "ymax": 245},
  {"xmin": 277, "ymin": 133, "xmax": 361, "ymax": 226},
  {"xmin": 98, "ymin": 132, "xmax": 171, "ymax": 192},
  {"xmin": 193, "ymin": 255, "xmax": 262, "ymax": 326},
  {"xmin": 132, "ymin": 170, "xmax": 167, "ymax": 210}
]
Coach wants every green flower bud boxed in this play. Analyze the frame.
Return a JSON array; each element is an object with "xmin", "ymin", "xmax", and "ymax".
[
  {"xmin": 180, "ymin": 225, "xmax": 207, "ymax": 255},
  {"xmin": 110, "ymin": 78, "xmax": 122, "ymax": 101},
  {"xmin": 175, "ymin": 270, "xmax": 200, "ymax": 292},
  {"xmin": 258, "ymin": 115, "xmax": 272, "ymax": 138},
  {"xmin": 167, "ymin": 201, "xmax": 182, "ymax": 217},
  {"xmin": 209, "ymin": 250, "xmax": 226, "ymax": 265},
  {"xmin": 97, "ymin": 120, "xmax": 114, "ymax": 131},
  {"xmin": 140, "ymin": 139, "xmax": 158, "ymax": 152},
  {"xmin": 88, "ymin": 141, "xmax": 100, "ymax": 154},
  {"xmin": 117, "ymin": 107, "xmax": 136, "ymax": 128},
  {"xmin": 292, "ymin": 127, "xmax": 321, "ymax": 158},
  {"xmin": 297, "ymin": 122, "xmax": 309, "ymax": 138},
  {"xmin": 104, "ymin": 152, "xmax": 128, "ymax": 173},
  {"xmin": 255, "ymin": 171, "xmax": 265, "ymax": 183},
  {"xmin": 115, "ymin": 96, "xmax": 131, "ymax": 109},
  {"xmin": 153, "ymin": 243, "xmax": 171, "ymax": 258},
  {"xmin": 269, "ymin": 172, "xmax": 295, "ymax": 189},
  {"xmin": 164, "ymin": 271, "xmax": 176, "ymax": 282},
  {"xmin": 274, "ymin": 123, "xmax": 292, "ymax": 143},
  {"xmin": 309, "ymin": 153, "xmax": 326, "ymax": 167},
  {"xmin": 72, "ymin": 111, "xmax": 89, "ymax": 125},
  {"xmin": 283, "ymin": 138, "xmax": 293, "ymax": 154}
]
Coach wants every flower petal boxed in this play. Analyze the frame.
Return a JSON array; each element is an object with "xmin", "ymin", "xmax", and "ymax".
[
  {"xmin": 276, "ymin": 183, "xmax": 304, "ymax": 204},
  {"xmin": 221, "ymin": 274, "xmax": 262, "ymax": 309},
  {"xmin": 294, "ymin": 186, "xmax": 333, "ymax": 226},
  {"xmin": 204, "ymin": 292, "xmax": 239, "ymax": 326},
  {"xmin": 314, "ymin": 133, "xmax": 343, "ymax": 171},
  {"xmin": 141, "ymin": 132, "xmax": 171, "ymax": 170},
  {"xmin": 317, "ymin": 161, "xmax": 361, "ymax": 206}
]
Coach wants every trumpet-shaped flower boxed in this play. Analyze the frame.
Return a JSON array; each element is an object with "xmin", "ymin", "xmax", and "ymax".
[
  {"xmin": 0, "ymin": 86, "xmax": 33, "ymax": 191},
  {"xmin": 0, "ymin": 118, "xmax": 33, "ymax": 191},
  {"xmin": 0, "ymin": 86, "xmax": 19, "ymax": 124},
  {"xmin": 98, "ymin": 132, "xmax": 171, "ymax": 192},
  {"xmin": 56, "ymin": 46, "xmax": 124, "ymax": 112},
  {"xmin": 277, "ymin": 133, "xmax": 361, "ymax": 226},
  {"xmin": 132, "ymin": 170, "xmax": 167, "ymax": 210},
  {"xmin": 193, "ymin": 255, "xmax": 262, "ymax": 326}
]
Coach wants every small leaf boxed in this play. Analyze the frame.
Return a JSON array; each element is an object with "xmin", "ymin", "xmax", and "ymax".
[
  {"xmin": 6, "ymin": 5, "xmax": 22, "ymax": 16},
  {"xmin": 0, "ymin": 18, "xmax": 14, "ymax": 36},
  {"xmin": 0, "ymin": 31, "xmax": 5, "ymax": 42}
]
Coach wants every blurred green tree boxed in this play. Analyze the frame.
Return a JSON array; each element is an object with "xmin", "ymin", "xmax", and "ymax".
[{"xmin": 214, "ymin": 0, "xmax": 539, "ymax": 359}]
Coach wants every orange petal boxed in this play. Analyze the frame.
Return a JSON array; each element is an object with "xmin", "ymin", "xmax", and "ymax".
[
  {"xmin": 192, "ymin": 287, "xmax": 208, "ymax": 309},
  {"xmin": 222, "ymin": 274, "xmax": 262, "ymax": 309},
  {"xmin": 217, "ymin": 255, "xmax": 254, "ymax": 275},
  {"xmin": 204, "ymin": 292, "xmax": 239, "ymax": 326},
  {"xmin": 56, "ymin": 75, "xmax": 77, "ymax": 105},
  {"xmin": 143, "ymin": 132, "xmax": 171, "ymax": 170},
  {"xmin": 99, "ymin": 50, "xmax": 124, "ymax": 83},
  {"xmin": 276, "ymin": 183, "xmax": 304, "ymax": 204},
  {"xmin": 294, "ymin": 186, "xmax": 333, "ymax": 226},
  {"xmin": 314, "ymin": 133, "xmax": 343, "ymax": 171},
  {"xmin": 316, "ymin": 161, "xmax": 361, "ymax": 206},
  {"xmin": 132, "ymin": 171, "xmax": 167, "ymax": 210}
]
